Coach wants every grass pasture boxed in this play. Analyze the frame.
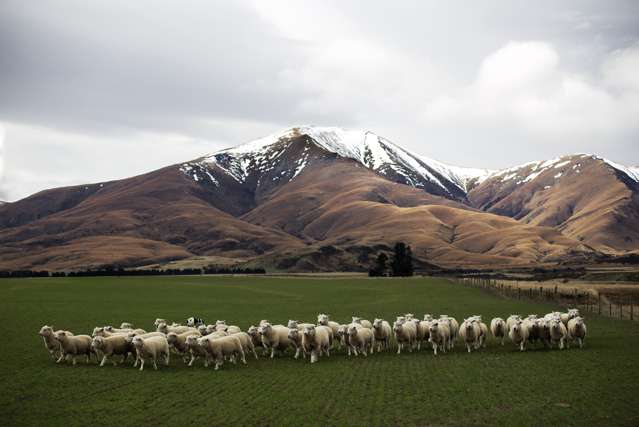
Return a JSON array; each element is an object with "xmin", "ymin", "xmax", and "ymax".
[{"xmin": 1, "ymin": 275, "xmax": 639, "ymax": 426}]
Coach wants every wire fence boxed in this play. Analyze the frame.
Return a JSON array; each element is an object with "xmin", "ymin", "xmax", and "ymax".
[{"xmin": 455, "ymin": 276, "xmax": 636, "ymax": 321}]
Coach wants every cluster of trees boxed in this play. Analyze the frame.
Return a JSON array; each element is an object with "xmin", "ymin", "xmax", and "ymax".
[
  {"xmin": 369, "ymin": 242, "xmax": 414, "ymax": 277},
  {"xmin": 0, "ymin": 266, "xmax": 266, "ymax": 278}
]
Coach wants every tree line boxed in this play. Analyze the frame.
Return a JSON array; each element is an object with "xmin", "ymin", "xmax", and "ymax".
[
  {"xmin": 0, "ymin": 266, "xmax": 266, "ymax": 278},
  {"xmin": 368, "ymin": 242, "xmax": 414, "ymax": 277}
]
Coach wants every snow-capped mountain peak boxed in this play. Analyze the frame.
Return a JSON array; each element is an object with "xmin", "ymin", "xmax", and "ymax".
[{"xmin": 187, "ymin": 126, "xmax": 493, "ymax": 200}]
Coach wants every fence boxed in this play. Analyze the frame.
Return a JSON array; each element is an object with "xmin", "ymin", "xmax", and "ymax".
[{"xmin": 455, "ymin": 276, "xmax": 636, "ymax": 321}]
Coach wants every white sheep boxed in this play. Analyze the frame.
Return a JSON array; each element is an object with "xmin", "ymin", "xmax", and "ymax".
[
  {"xmin": 490, "ymin": 318, "xmax": 507, "ymax": 345},
  {"xmin": 54, "ymin": 331, "xmax": 93, "ymax": 365},
  {"xmin": 439, "ymin": 315, "xmax": 459, "ymax": 349},
  {"xmin": 567, "ymin": 317, "xmax": 587, "ymax": 349},
  {"xmin": 508, "ymin": 319, "xmax": 529, "ymax": 351},
  {"xmin": 185, "ymin": 334, "xmax": 212, "ymax": 367},
  {"xmin": 258, "ymin": 323, "xmax": 292, "ymax": 358},
  {"xmin": 412, "ymin": 319, "xmax": 430, "ymax": 351},
  {"xmin": 120, "ymin": 322, "xmax": 134, "ymax": 329},
  {"xmin": 167, "ymin": 331, "xmax": 202, "ymax": 363},
  {"xmin": 317, "ymin": 314, "xmax": 341, "ymax": 349},
  {"xmin": 560, "ymin": 309, "xmax": 580, "ymax": 326},
  {"xmin": 351, "ymin": 317, "xmax": 373, "ymax": 329},
  {"xmin": 428, "ymin": 320, "xmax": 450, "ymax": 356},
  {"xmin": 157, "ymin": 323, "xmax": 198, "ymax": 335},
  {"xmin": 459, "ymin": 319, "xmax": 481, "ymax": 352},
  {"xmin": 301, "ymin": 325, "xmax": 331, "ymax": 363},
  {"xmin": 230, "ymin": 331, "xmax": 259, "ymax": 360},
  {"xmin": 506, "ymin": 315, "xmax": 522, "ymax": 331},
  {"xmin": 247, "ymin": 325, "xmax": 266, "ymax": 356},
  {"xmin": 549, "ymin": 318, "xmax": 568, "ymax": 350},
  {"xmin": 38, "ymin": 326, "xmax": 71, "ymax": 361},
  {"xmin": 347, "ymin": 325, "xmax": 374, "ymax": 357},
  {"xmin": 393, "ymin": 319, "xmax": 416, "ymax": 354},
  {"xmin": 423, "ymin": 314, "xmax": 433, "ymax": 321},
  {"xmin": 91, "ymin": 335, "xmax": 132, "ymax": 366},
  {"xmin": 198, "ymin": 335, "xmax": 246, "ymax": 370},
  {"xmin": 288, "ymin": 328, "xmax": 306, "ymax": 359},
  {"xmin": 131, "ymin": 335, "xmax": 170, "ymax": 371},
  {"xmin": 372, "ymin": 319, "xmax": 392, "ymax": 352}
]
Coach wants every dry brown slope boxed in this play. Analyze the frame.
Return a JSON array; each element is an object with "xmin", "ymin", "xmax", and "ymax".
[
  {"xmin": 244, "ymin": 160, "xmax": 596, "ymax": 268},
  {"xmin": 469, "ymin": 155, "xmax": 639, "ymax": 253},
  {"xmin": 0, "ymin": 166, "xmax": 305, "ymax": 270}
]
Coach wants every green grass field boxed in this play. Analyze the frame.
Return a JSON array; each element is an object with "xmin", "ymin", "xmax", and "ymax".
[{"xmin": 1, "ymin": 276, "xmax": 638, "ymax": 426}]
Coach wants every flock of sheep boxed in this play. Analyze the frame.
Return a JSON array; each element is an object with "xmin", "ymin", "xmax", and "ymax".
[{"xmin": 38, "ymin": 309, "xmax": 588, "ymax": 371}]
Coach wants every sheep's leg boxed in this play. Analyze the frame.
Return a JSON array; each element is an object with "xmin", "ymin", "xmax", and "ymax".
[
  {"xmin": 72, "ymin": 355, "xmax": 77, "ymax": 366},
  {"xmin": 433, "ymin": 344, "xmax": 438, "ymax": 356},
  {"xmin": 294, "ymin": 347, "xmax": 300, "ymax": 359},
  {"xmin": 165, "ymin": 353, "xmax": 170, "ymax": 366},
  {"xmin": 397, "ymin": 343, "xmax": 401, "ymax": 355},
  {"xmin": 579, "ymin": 338, "xmax": 583, "ymax": 349},
  {"xmin": 240, "ymin": 351, "xmax": 247, "ymax": 365},
  {"xmin": 56, "ymin": 353, "xmax": 65, "ymax": 363},
  {"xmin": 270, "ymin": 347, "xmax": 275, "ymax": 359},
  {"xmin": 153, "ymin": 358, "xmax": 158, "ymax": 370},
  {"xmin": 466, "ymin": 343, "xmax": 471, "ymax": 353},
  {"xmin": 252, "ymin": 348, "xmax": 258, "ymax": 360},
  {"xmin": 352, "ymin": 346, "xmax": 358, "ymax": 357}
]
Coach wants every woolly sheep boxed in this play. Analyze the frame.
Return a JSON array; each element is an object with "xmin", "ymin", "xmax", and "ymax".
[
  {"xmin": 508, "ymin": 319, "xmax": 529, "ymax": 351},
  {"xmin": 247, "ymin": 326, "xmax": 265, "ymax": 356},
  {"xmin": 288, "ymin": 328, "xmax": 306, "ymax": 359},
  {"xmin": 198, "ymin": 334, "xmax": 246, "ymax": 370},
  {"xmin": 167, "ymin": 331, "xmax": 202, "ymax": 363},
  {"xmin": 347, "ymin": 325, "xmax": 374, "ymax": 357},
  {"xmin": 132, "ymin": 335, "xmax": 170, "ymax": 371},
  {"xmin": 92, "ymin": 335, "xmax": 132, "ymax": 367},
  {"xmin": 301, "ymin": 325, "xmax": 331, "ymax": 363},
  {"xmin": 351, "ymin": 317, "xmax": 373, "ymax": 329},
  {"xmin": 54, "ymin": 331, "xmax": 93, "ymax": 365},
  {"xmin": 157, "ymin": 323, "xmax": 198, "ymax": 335},
  {"xmin": 38, "ymin": 326, "xmax": 72, "ymax": 361},
  {"xmin": 567, "ymin": 317, "xmax": 587, "ymax": 349},
  {"xmin": 460, "ymin": 319, "xmax": 481, "ymax": 353},
  {"xmin": 423, "ymin": 314, "xmax": 433, "ymax": 321},
  {"xmin": 549, "ymin": 318, "xmax": 568, "ymax": 350},
  {"xmin": 231, "ymin": 332, "xmax": 258, "ymax": 360},
  {"xmin": 490, "ymin": 318, "xmax": 507, "ymax": 345},
  {"xmin": 428, "ymin": 320, "xmax": 450, "ymax": 356},
  {"xmin": 258, "ymin": 323, "xmax": 292, "ymax": 359},
  {"xmin": 317, "ymin": 314, "xmax": 341, "ymax": 349},
  {"xmin": 120, "ymin": 322, "xmax": 134, "ymax": 329},
  {"xmin": 185, "ymin": 334, "xmax": 211, "ymax": 367},
  {"xmin": 372, "ymin": 319, "xmax": 392, "ymax": 352},
  {"xmin": 560, "ymin": 309, "xmax": 580, "ymax": 326},
  {"xmin": 412, "ymin": 319, "xmax": 430, "ymax": 351},
  {"xmin": 393, "ymin": 319, "xmax": 416, "ymax": 354},
  {"xmin": 506, "ymin": 315, "xmax": 522, "ymax": 331},
  {"xmin": 439, "ymin": 315, "xmax": 459, "ymax": 349}
]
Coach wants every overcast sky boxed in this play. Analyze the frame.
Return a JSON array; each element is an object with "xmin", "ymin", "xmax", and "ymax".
[{"xmin": 1, "ymin": 1, "xmax": 638, "ymax": 201}]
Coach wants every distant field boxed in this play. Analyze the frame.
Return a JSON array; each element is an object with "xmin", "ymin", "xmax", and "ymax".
[{"xmin": 1, "ymin": 276, "xmax": 639, "ymax": 426}]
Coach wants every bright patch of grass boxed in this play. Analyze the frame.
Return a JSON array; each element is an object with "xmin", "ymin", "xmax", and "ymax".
[{"xmin": 1, "ymin": 276, "xmax": 638, "ymax": 426}]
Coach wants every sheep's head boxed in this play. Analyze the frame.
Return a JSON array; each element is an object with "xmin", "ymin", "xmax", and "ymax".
[
  {"xmin": 337, "ymin": 325, "xmax": 347, "ymax": 337},
  {"xmin": 465, "ymin": 322, "xmax": 474, "ymax": 333},
  {"xmin": 103, "ymin": 326, "xmax": 114, "ymax": 332},
  {"xmin": 287, "ymin": 320, "xmax": 298, "ymax": 329},
  {"xmin": 54, "ymin": 330, "xmax": 69, "ymax": 341},
  {"xmin": 429, "ymin": 321, "xmax": 439, "ymax": 334},
  {"xmin": 303, "ymin": 326, "xmax": 315, "ymax": 338},
  {"xmin": 186, "ymin": 317, "xmax": 195, "ymax": 327},
  {"xmin": 352, "ymin": 317, "xmax": 362, "ymax": 324},
  {"xmin": 120, "ymin": 322, "xmax": 132, "ymax": 329},
  {"xmin": 215, "ymin": 320, "xmax": 226, "ymax": 326},
  {"xmin": 92, "ymin": 336, "xmax": 105, "ymax": 349},
  {"xmin": 132, "ymin": 336, "xmax": 144, "ymax": 348},
  {"xmin": 185, "ymin": 335, "xmax": 199, "ymax": 346},
  {"xmin": 405, "ymin": 313, "xmax": 414, "ymax": 320},
  {"xmin": 373, "ymin": 319, "xmax": 383, "ymax": 329},
  {"xmin": 347, "ymin": 325, "xmax": 358, "ymax": 336},
  {"xmin": 288, "ymin": 328, "xmax": 299, "ymax": 341},
  {"xmin": 393, "ymin": 322, "xmax": 403, "ymax": 333},
  {"xmin": 511, "ymin": 320, "xmax": 522, "ymax": 333},
  {"xmin": 39, "ymin": 325, "xmax": 53, "ymax": 337},
  {"xmin": 157, "ymin": 323, "xmax": 168, "ymax": 334},
  {"xmin": 396, "ymin": 316, "xmax": 406, "ymax": 323},
  {"xmin": 197, "ymin": 325, "xmax": 207, "ymax": 335},
  {"xmin": 167, "ymin": 332, "xmax": 178, "ymax": 344},
  {"xmin": 247, "ymin": 326, "xmax": 259, "ymax": 338},
  {"xmin": 258, "ymin": 323, "xmax": 271, "ymax": 335},
  {"xmin": 317, "ymin": 314, "xmax": 329, "ymax": 325}
]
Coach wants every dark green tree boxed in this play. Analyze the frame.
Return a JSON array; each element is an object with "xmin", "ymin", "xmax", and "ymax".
[
  {"xmin": 391, "ymin": 242, "xmax": 414, "ymax": 277},
  {"xmin": 368, "ymin": 252, "xmax": 388, "ymax": 277}
]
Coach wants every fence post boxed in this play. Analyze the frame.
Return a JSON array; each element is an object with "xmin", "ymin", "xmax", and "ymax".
[
  {"xmin": 518, "ymin": 287, "xmax": 521, "ymax": 300},
  {"xmin": 609, "ymin": 302, "xmax": 612, "ymax": 317},
  {"xmin": 598, "ymin": 293, "xmax": 601, "ymax": 315},
  {"xmin": 620, "ymin": 303, "xmax": 623, "ymax": 320},
  {"xmin": 631, "ymin": 297, "xmax": 634, "ymax": 321}
]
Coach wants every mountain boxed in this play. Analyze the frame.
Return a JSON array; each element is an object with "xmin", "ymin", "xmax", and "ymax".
[
  {"xmin": 468, "ymin": 154, "xmax": 639, "ymax": 253},
  {"xmin": 0, "ymin": 126, "xmax": 635, "ymax": 272}
]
